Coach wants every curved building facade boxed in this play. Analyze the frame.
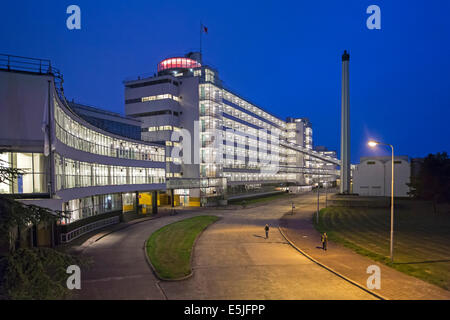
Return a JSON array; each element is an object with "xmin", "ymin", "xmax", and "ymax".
[{"xmin": 0, "ymin": 54, "xmax": 166, "ymax": 242}]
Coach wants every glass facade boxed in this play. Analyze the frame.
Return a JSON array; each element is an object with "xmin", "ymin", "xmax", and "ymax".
[
  {"xmin": 54, "ymin": 98, "xmax": 165, "ymax": 162},
  {"xmin": 157, "ymin": 57, "xmax": 201, "ymax": 72},
  {"xmin": 199, "ymin": 82, "xmax": 294, "ymax": 184},
  {"xmin": 199, "ymin": 83, "xmax": 224, "ymax": 178},
  {"xmin": 0, "ymin": 152, "xmax": 47, "ymax": 194},
  {"xmin": 78, "ymin": 115, "xmax": 141, "ymax": 140},
  {"xmin": 54, "ymin": 153, "xmax": 165, "ymax": 191},
  {"xmin": 62, "ymin": 193, "xmax": 122, "ymax": 224}
]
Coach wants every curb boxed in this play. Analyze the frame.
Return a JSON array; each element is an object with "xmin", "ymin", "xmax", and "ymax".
[
  {"xmin": 278, "ymin": 226, "xmax": 389, "ymax": 301},
  {"xmin": 73, "ymin": 216, "xmax": 158, "ymax": 254},
  {"xmin": 144, "ymin": 238, "xmax": 193, "ymax": 282},
  {"xmin": 94, "ymin": 215, "xmax": 156, "ymax": 242},
  {"xmin": 78, "ymin": 210, "xmax": 192, "ymax": 251},
  {"xmin": 143, "ymin": 215, "xmax": 221, "ymax": 282}
]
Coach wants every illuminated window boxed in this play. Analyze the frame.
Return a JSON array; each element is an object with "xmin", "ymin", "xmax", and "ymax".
[
  {"xmin": 157, "ymin": 57, "xmax": 201, "ymax": 72},
  {"xmin": 141, "ymin": 94, "xmax": 180, "ymax": 103}
]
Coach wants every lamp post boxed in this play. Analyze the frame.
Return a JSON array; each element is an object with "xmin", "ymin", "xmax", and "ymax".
[
  {"xmin": 316, "ymin": 180, "xmax": 320, "ymax": 224},
  {"xmin": 368, "ymin": 140, "xmax": 395, "ymax": 262}
]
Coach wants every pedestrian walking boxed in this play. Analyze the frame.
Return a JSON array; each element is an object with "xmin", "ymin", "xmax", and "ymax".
[
  {"xmin": 264, "ymin": 224, "xmax": 270, "ymax": 239},
  {"xmin": 321, "ymin": 232, "xmax": 328, "ymax": 251}
]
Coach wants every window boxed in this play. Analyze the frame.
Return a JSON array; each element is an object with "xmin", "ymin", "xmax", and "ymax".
[
  {"xmin": 54, "ymin": 153, "xmax": 165, "ymax": 191},
  {"xmin": 54, "ymin": 99, "xmax": 165, "ymax": 162},
  {"xmin": 0, "ymin": 152, "xmax": 47, "ymax": 194},
  {"xmin": 125, "ymin": 94, "xmax": 181, "ymax": 105},
  {"xmin": 62, "ymin": 193, "xmax": 122, "ymax": 224}
]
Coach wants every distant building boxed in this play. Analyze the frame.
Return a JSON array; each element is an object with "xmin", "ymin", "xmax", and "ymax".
[
  {"xmin": 68, "ymin": 101, "xmax": 142, "ymax": 140},
  {"xmin": 124, "ymin": 52, "xmax": 340, "ymax": 204},
  {"xmin": 310, "ymin": 146, "xmax": 338, "ymax": 185},
  {"xmin": 353, "ymin": 156, "xmax": 411, "ymax": 197}
]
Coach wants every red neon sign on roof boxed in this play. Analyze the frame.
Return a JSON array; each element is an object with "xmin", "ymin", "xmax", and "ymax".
[{"xmin": 157, "ymin": 57, "xmax": 201, "ymax": 72}]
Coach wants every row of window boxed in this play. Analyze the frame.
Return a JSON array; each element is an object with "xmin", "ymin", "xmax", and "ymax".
[
  {"xmin": 165, "ymin": 141, "xmax": 180, "ymax": 147},
  {"xmin": 54, "ymin": 154, "xmax": 165, "ymax": 191},
  {"xmin": 54, "ymin": 99, "xmax": 165, "ymax": 162},
  {"xmin": 157, "ymin": 57, "xmax": 201, "ymax": 72},
  {"xmin": 125, "ymin": 93, "xmax": 180, "ymax": 105},
  {"xmin": 166, "ymin": 172, "xmax": 182, "ymax": 178},
  {"xmin": 145, "ymin": 125, "xmax": 181, "ymax": 132},
  {"xmin": 63, "ymin": 193, "xmax": 122, "ymax": 224},
  {"xmin": 223, "ymin": 172, "xmax": 296, "ymax": 182},
  {"xmin": 222, "ymin": 89, "xmax": 286, "ymax": 128}
]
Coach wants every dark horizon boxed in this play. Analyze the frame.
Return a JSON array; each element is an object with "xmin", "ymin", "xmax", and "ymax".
[{"xmin": 2, "ymin": 0, "xmax": 449, "ymax": 163}]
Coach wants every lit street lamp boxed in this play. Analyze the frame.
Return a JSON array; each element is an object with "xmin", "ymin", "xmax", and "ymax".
[{"xmin": 368, "ymin": 140, "xmax": 395, "ymax": 262}]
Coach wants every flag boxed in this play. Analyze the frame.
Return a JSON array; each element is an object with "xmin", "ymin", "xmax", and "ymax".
[{"xmin": 202, "ymin": 24, "xmax": 208, "ymax": 34}]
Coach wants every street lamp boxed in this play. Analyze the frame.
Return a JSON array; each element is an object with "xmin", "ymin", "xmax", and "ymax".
[
  {"xmin": 316, "ymin": 181, "xmax": 320, "ymax": 224},
  {"xmin": 368, "ymin": 140, "xmax": 395, "ymax": 262}
]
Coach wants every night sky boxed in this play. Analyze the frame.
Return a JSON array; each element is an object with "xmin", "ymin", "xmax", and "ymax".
[{"xmin": 2, "ymin": 0, "xmax": 449, "ymax": 163}]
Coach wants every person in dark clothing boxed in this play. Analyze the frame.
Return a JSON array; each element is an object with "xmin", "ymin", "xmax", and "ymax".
[
  {"xmin": 321, "ymin": 232, "xmax": 328, "ymax": 250},
  {"xmin": 264, "ymin": 224, "xmax": 270, "ymax": 239}
]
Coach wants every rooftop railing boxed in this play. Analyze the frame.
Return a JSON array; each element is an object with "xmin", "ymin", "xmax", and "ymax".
[{"xmin": 0, "ymin": 53, "xmax": 65, "ymax": 101}]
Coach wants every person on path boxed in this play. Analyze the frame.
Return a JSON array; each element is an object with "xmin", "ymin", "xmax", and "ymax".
[
  {"xmin": 264, "ymin": 224, "xmax": 270, "ymax": 239},
  {"xmin": 321, "ymin": 232, "xmax": 328, "ymax": 251}
]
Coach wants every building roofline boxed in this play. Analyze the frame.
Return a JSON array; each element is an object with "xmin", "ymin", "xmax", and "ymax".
[
  {"xmin": 67, "ymin": 101, "xmax": 141, "ymax": 123},
  {"xmin": 359, "ymin": 155, "xmax": 410, "ymax": 163}
]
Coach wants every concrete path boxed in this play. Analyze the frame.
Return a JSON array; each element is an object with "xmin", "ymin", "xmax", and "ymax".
[
  {"xmin": 161, "ymin": 204, "xmax": 375, "ymax": 300},
  {"xmin": 75, "ymin": 195, "xmax": 376, "ymax": 300},
  {"xmin": 280, "ymin": 193, "xmax": 450, "ymax": 300}
]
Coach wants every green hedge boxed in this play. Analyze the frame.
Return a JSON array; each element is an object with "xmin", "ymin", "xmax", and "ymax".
[{"xmin": 0, "ymin": 247, "xmax": 87, "ymax": 300}]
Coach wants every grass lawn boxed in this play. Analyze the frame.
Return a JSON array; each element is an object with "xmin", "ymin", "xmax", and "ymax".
[
  {"xmin": 228, "ymin": 192, "xmax": 291, "ymax": 206},
  {"xmin": 146, "ymin": 215, "xmax": 219, "ymax": 280},
  {"xmin": 314, "ymin": 201, "xmax": 450, "ymax": 290}
]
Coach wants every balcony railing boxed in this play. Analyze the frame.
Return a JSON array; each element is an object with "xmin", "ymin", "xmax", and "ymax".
[{"xmin": 0, "ymin": 53, "xmax": 65, "ymax": 98}]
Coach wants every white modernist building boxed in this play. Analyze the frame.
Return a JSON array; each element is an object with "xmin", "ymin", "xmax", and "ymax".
[
  {"xmin": 353, "ymin": 156, "xmax": 411, "ymax": 197},
  {"xmin": 0, "ymin": 51, "xmax": 341, "ymax": 246},
  {"xmin": 124, "ymin": 52, "xmax": 340, "ymax": 205},
  {"xmin": 0, "ymin": 54, "xmax": 166, "ymax": 244}
]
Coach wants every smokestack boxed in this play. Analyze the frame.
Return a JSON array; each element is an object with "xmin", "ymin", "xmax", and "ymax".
[{"xmin": 340, "ymin": 50, "xmax": 351, "ymax": 194}]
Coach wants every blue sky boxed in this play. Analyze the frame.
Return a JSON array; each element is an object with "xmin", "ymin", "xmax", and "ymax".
[{"xmin": 1, "ymin": 0, "xmax": 449, "ymax": 163}]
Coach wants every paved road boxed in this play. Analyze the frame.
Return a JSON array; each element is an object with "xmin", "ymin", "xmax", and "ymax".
[{"xmin": 75, "ymin": 193, "xmax": 376, "ymax": 300}]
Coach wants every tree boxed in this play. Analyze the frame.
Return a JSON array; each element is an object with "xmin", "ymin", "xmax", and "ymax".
[
  {"xmin": 0, "ymin": 158, "xmax": 23, "ymax": 187},
  {"xmin": 0, "ymin": 160, "xmax": 66, "ymax": 251},
  {"xmin": 408, "ymin": 152, "xmax": 450, "ymax": 213}
]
